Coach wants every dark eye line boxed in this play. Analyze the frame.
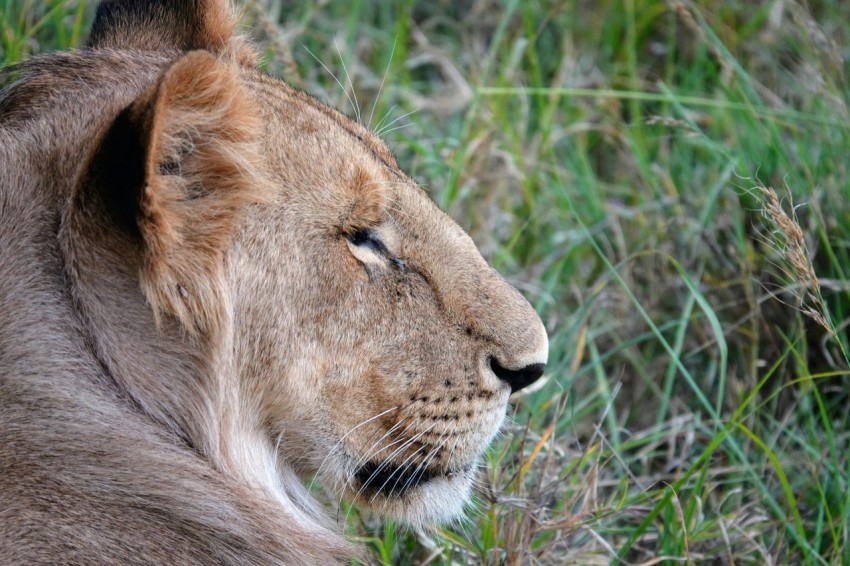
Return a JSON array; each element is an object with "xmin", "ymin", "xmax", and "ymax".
[
  {"xmin": 347, "ymin": 228, "xmax": 386, "ymax": 253},
  {"xmin": 346, "ymin": 229, "xmax": 406, "ymax": 271}
]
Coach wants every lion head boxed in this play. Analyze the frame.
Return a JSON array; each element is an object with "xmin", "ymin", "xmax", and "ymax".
[{"xmin": 0, "ymin": 0, "xmax": 547, "ymax": 562}]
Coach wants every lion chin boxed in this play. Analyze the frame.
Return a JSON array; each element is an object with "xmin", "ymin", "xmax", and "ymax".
[
  {"xmin": 353, "ymin": 461, "xmax": 474, "ymax": 523},
  {"xmin": 0, "ymin": 0, "xmax": 548, "ymax": 564}
]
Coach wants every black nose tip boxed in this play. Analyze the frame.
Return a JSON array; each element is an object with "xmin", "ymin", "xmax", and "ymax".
[{"xmin": 489, "ymin": 358, "xmax": 546, "ymax": 393}]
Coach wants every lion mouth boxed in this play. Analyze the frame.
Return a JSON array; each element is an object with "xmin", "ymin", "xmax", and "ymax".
[{"xmin": 353, "ymin": 460, "xmax": 469, "ymax": 498}]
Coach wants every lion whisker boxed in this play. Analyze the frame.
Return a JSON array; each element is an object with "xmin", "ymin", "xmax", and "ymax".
[
  {"xmin": 308, "ymin": 405, "xmax": 399, "ymax": 493},
  {"xmin": 369, "ymin": 442, "xmax": 429, "ymax": 503},
  {"xmin": 372, "ymin": 103, "xmax": 397, "ymax": 134},
  {"xmin": 383, "ymin": 429, "xmax": 450, "ymax": 501},
  {"xmin": 344, "ymin": 421, "xmax": 438, "ymax": 524},
  {"xmin": 352, "ymin": 421, "xmax": 437, "ymax": 500},
  {"xmin": 301, "ymin": 43, "xmax": 360, "ymax": 122},
  {"xmin": 377, "ymin": 121, "xmax": 415, "ymax": 138},
  {"xmin": 366, "ymin": 35, "xmax": 398, "ymax": 131},
  {"xmin": 394, "ymin": 434, "xmax": 448, "ymax": 500},
  {"xmin": 359, "ymin": 421, "xmax": 437, "ymax": 486},
  {"xmin": 352, "ymin": 415, "xmax": 416, "ymax": 470},
  {"xmin": 332, "ymin": 35, "xmax": 361, "ymax": 124},
  {"xmin": 375, "ymin": 107, "xmax": 419, "ymax": 138}
]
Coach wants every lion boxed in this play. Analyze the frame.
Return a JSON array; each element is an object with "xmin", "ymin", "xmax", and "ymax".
[{"xmin": 0, "ymin": 0, "xmax": 548, "ymax": 563}]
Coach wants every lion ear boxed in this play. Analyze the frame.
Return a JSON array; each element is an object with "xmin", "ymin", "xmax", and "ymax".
[
  {"xmin": 88, "ymin": 0, "xmax": 237, "ymax": 53},
  {"xmin": 88, "ymin": 50, "xmax": 268, "ymax": 336}
]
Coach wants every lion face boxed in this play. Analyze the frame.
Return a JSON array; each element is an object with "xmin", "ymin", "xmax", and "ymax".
[{"xmin": 226, "ymin": 72, "xmax": 549, "ymax": 524}]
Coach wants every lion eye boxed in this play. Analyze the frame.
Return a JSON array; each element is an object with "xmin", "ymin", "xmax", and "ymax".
[
  {"xmin": 347, "ymin": 229, "xmax": 386, "ymax": 254},
  {"xmin": 345, "ymin": 228, "xmax": 405, "ymax": 271}
]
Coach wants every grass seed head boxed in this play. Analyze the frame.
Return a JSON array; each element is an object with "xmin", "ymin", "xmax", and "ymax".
[{"xmin": 757, "ymin": 185, "xmax": 833, "ymax": 337}]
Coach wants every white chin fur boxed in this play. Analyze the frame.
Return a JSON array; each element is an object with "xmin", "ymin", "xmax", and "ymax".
[{"xmin": 378, "ymin": 469, "xmax": 473, "ymax": 528}]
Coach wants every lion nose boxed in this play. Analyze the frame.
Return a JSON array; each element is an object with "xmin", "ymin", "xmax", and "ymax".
[{"xmin": 489, "ymin": 357, "xmax": 546, "ymax": 394}]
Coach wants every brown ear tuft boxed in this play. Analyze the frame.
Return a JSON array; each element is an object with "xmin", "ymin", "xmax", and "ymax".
[
  {"xmin": 87, "ymin": 50, "xmax": 270, "ymax": 336},
  {"xmin": 88, "ymin": 0, "xmax": 239, "ymax": 54},
  {"xmin": 137, "ymin": 50, "xmax": 269, "ymax": 336}
]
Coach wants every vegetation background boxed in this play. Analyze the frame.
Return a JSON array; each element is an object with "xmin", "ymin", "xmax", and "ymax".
[{"xmin": 4, "ymin": 0, "xmax": 850, "ymax": 563}]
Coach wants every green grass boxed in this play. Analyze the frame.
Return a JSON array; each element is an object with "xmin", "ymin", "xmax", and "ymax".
[{"xmin": 6, "ymin": 0, "xmax": 850, "ymax": 563}]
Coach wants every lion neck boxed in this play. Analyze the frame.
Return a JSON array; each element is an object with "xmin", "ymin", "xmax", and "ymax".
[
  {"xmin": 59, "ymin": 194, "xmax": 224, "ymax": 457},
  {"xmin": 57, "ymin": 188, "xmax": 340, "ymax": 536}
]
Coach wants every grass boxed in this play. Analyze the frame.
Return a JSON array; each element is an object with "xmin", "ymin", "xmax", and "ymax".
[{"xmin": 5, "ymin": 0, "xmax": 850, "ymax": 563}]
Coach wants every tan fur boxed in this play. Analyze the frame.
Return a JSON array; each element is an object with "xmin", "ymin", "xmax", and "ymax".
[
  {"xmin": 130, "ymin": 50, "xmax": 270, "ymax": 336},
  {"xmin": 0, "ymin": 1, "xmax": 548, "ymax": 564}
]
